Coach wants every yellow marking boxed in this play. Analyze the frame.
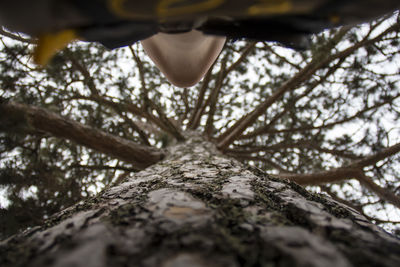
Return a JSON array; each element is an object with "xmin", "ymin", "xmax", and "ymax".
[
  {"xmin": 108, "ymin": 0, "xmax": 144, "ymax": 19},
  {"xmin": 157, "ymin": 0, "xmax": 225, "ymax": 18},
  {"xmin": 248, "ymin": 0, "xmax": 292, "ymax": 16},
  {"xmin": 34, "ymin": 30, "xmax": 77, "ymax": 66}
]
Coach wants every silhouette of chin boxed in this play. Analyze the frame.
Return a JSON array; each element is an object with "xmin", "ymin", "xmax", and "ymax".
[{"xmin": 141, "ymin": 31, "xmax": 226, "ymax": 88}]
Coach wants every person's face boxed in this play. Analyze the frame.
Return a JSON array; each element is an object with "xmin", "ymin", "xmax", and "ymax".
[{"xmin": 141, "ymin": 30, "xmax": 226, "ymax": 87}]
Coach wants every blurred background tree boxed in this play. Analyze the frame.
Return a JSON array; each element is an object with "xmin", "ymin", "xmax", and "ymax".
[{"xmin": 1, "ymin": 13, "xmax": 399, "ymax": 239}]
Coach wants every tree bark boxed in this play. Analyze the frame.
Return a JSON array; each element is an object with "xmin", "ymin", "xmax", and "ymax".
[{"xmin": 1, "ymin": 133, "xmax": 399, "ymax": 267}]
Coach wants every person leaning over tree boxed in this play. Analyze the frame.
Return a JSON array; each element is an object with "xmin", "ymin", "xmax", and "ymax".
[{"xmin": 0, "ymin": 0, "xmax": 399, "ymax": 87}]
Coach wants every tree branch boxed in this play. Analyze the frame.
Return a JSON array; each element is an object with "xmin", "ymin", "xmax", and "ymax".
[
  {"xmin": 69, "ymin": 164, "xmax": 138, "ymax": 172},
  {"xmin": 256, "ymin": 92, "xmax": 400, "ymax": 135},
  {"xmin": 130, "ymin": 45, "xmax": 147, "ymax": 90},
  {"xmin": 181, "ymin": 88, "xmax": 191, "ymax": 123},
  {"xmin": 239, "ymin": 56, "xmax": 346, "ymax": 140},
  {"xmin": 273, "ymin": 143, "xmax": 400, "ymax": 208},
  {"xmin": 118, "ymin": 111, "xmax": 151, "ymax": 146},
  {"xmin": 275, "ymin": 167, "xmax": 360, "ymax": 185},
  {"xmin": 205, "ymin": 58, "xmax": 227, "ymax": 137},
  {"xmin": 263, "ymin": 42, "xmax": 301, "ymax": 70},
  {"xmin": 0, "ymin": 27, "xmax": 35, "ymax": 44},
  {"xmin": 187, "ymin": 66, "xmax": 213, "ymax": 130},
  {"xmin": 217, "ymin": 22, "xmax": 400, "ymax": 150},
  {"xmin": 64, "ymin": 50, "xmax": 100, "ymax": 96},
  {"xmin": 216, "ymin": 29, "xmax": 348, "ymax": 150},
  {"xmin": 320, "ymin": 185, "xmax": 365, "ymax": 214},
  {"xmin": 229, "ymin": 153, "xmax": 290, "ymax": 173},
  {"xmin": 73, "ymin": 93, "xmax": 178, "ymax": 140},
  {"xmin": 191, "ymin": 42, "xmax": 256, "ymax": 135},
  {"xmin": 228, "ymin": 140, "xmax": 361, "ymax": 160},
  {"xmin": 147, "ymin": 99, "xmax": 185, "ymax": 141},
  {"xmin": 352, "ymin": 142, "xmax": 400, "ymax": 168},
  {"xmin": 216, "ymin": 57, "xmax": 328, "ymax": 150},
  {"xmin": 355, "ymin": 171, "xmax": 400, "ymax": 209},
  {"xmin": 129, "ymin": 45, "xmax": 150, "ymax": 109},
  {"xmin": 129, "ymin": 45, "xmax": 184, "ymax": 140},
  {"xmin": 225, "ymin": 42, "xmax": 257, "ymax": 74},
  {"xmin": 275, "ymin": 143, "xmax": 400, "ymax": 184},
  {"xmin": 0, "ymin": 101, "xmax": 164, "ymax": 169}
]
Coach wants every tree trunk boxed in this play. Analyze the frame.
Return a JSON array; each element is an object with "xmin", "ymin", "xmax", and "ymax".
[{"xmin": 1, "ymin": 133, "xmax": 399, "ymax": 267}]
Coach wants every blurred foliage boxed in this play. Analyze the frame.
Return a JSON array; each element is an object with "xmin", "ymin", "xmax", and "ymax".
[{"xmin": 1, "ymin": 13, "xmax": 400, "ymax": 239}]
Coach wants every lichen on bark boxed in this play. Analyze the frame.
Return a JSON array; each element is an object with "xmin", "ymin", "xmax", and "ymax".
[{"xmin": 1, "ymin": 133, "xmax": 400, "ymax": 267}]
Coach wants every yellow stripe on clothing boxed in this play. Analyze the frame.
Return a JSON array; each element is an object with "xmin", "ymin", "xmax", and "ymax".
[
  {"xmin": 247, "ymin": 0, "xmax": 292, "ymax": 16},
  {"xmin": 34, "ymin": 30, "xmax": 77, "ymax": 66}
]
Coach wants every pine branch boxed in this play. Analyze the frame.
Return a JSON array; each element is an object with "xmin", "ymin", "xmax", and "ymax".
[
  {"xmin": 275, "ymin": 142, "xmax": 400, "ymax": 183},
  {"xmin": 181, "ymin": 88, "xmax": 191, "ymax": 123},
  {"xmin": 355, "ymin": 171, "xmax": 400, "ymax": 209},
  {"xmin": 263, "ymin": 42, "xmax": 301, "ymax": 70},
  {"xmin": 321, "ymin": 185, "xmax": 400, "ymax": 223},
  {"xmin": 66, "ymin": 92, "xmax": 151, "ymax": 146},
  {"xmin": 227, "ymin": 141, "xmax": 312, "ymax": 154},
  {"xmin": 187, "ymin": 66, "xmax": 213, "ymax": 129},
  {"xmin": 205, "ymin": 58, "xmax": 227, "ymax": 137},
  {"xmin": 147, "ymin": 99, "xmax": 185, "ymax": 141},
  {"xmin": 188, "ymin": 42, "xmax": 256, "ymax": 132},
  {"xmin": 275, "ymin": 167, "xmax": 360, "ymax": 185},
  {"xmin": 74, "ymin": 93, "xmax": 184, "ymax": 143},
  {"xmin": 118, "ymin": 112, "xmax": 151, "ymax": 146},
  {"xmin": 0, "ymin": 101, "xmax": 164, "ymax": 169},
  {"xmin": 130, "ymin": 45, "xmax": 149, "ymax": 109},
  {"xmin": 228, "ymin": 140, "xmax": 361, "ymax": 160},
  {"xmin": 229, "ymin": 153, "xmax": 291, "ymax": 173},
  {"xmin": 352, "ymin": 142, "xmax": 400, "ymax": 168},
  {"xmin": 130, "ymin": 45, "xmax": 147, "ymax": 90},
  {"xmin": 257, "ymin": 91, "xmax": 400, "ymax": 135},
  {"xmin": 217, "ymin": 22, "xmax": 400, "ymax": 150},
  {"xmin": 225, "ymin": 42, "xmax": 257, "ymax": 74},
  {"xmin": 273, "ymin": 142, "xmax": 400, "ymax": 208},
  {"xmin": 216, "ymin": 56, "xmax": 329, "ymax": 150},
  {"xmin": 0, "ymin": 39, "xmax": 40, "ymax": 72},
  {"xmin": 64, "ymin": 50, "xmax": 100, "ymax": 97},
  {"xmin": 239, "ymin": 56, "xmax": 346, "ymax": 140},
  {"xmin": 69, "ymin": 164, "xmax": 138, "ymax": 172},
  {"xmin": 320, "ymin": 185, "xmax": 365, "ymax": 214},
  {"xmin": 129, "ymin": 45, "xmax": 184, "ymax": 140},
  {"xmin": 73, "ymin": 93, "xmax": 176, "ymax": 139},
  {"xmin": 0, "ymin": 27, "xmax": 35, "ymax": 44}
]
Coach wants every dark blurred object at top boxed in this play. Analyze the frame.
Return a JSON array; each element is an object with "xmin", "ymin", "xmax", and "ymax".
[{"xmin": 0, "ymin": 0, "xmax": 399, "ymax": 63}]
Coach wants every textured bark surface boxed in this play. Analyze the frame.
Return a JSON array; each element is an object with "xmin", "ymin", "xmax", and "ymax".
[{"xmin": 1, "ymin": 133, "xmax": 400, "ymax": 267}]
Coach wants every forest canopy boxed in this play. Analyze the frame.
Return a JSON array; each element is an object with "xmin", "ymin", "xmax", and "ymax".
[{"xmin": 1, "ymin": 13, "xmax": 400, "ymax": 239}]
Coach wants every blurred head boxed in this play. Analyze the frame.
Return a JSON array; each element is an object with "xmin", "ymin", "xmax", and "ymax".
[{"xmin": 141, "ymin": 30, "xmax": 226, "ymax": 87}]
